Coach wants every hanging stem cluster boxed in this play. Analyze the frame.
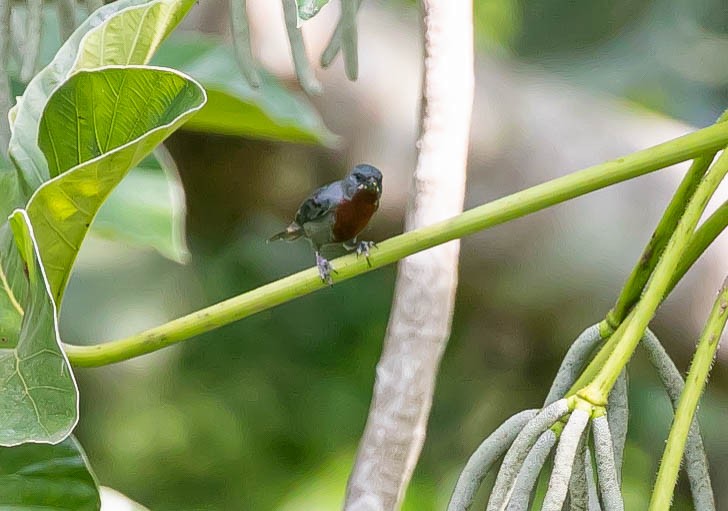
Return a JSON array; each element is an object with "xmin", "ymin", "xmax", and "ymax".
[
  {"xmin": 561, "ymin": 121, "xmax": 728, "ymax": 507},
  {"xmin": 447, "ymin": 110, "xmax": 728, "ymax": 510},
  {"xmin": 228, "ymin": 0, "xmax": 363, "ymax": 94}
]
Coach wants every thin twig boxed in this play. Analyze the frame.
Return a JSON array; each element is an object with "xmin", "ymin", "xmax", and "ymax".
[
  {"xmin": 447, "ymin": 410, "xmax": 538, "ymax": 511},
  {"xmin": 321, "ymin": 0, "xmax": 362, "ymax": 67},
  {"xmin": 281, "ymin": 0, "xmax": 321, "ymax": 95},
  {"xmin": 340, "ymin": 0, "xmax": 358, "ymax": 80},
  {"xmin": 229, "ymin": 0, "xmax": 260, "ymax": 87}
]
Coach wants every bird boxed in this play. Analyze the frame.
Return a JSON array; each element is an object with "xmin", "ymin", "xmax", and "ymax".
[{"xmin": 268, "ymin": 164, "xmax": 383, "ymax": 285}]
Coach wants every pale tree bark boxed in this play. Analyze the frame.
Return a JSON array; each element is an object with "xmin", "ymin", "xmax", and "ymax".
[{"xmin": 343, "ymin": 2, "xmax": 474, "ymax": 510}]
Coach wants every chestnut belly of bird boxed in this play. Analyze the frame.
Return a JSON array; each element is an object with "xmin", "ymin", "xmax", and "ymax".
[{"xmin": 330, "ymin": 189, "xmax": 379, "ymax": 243}]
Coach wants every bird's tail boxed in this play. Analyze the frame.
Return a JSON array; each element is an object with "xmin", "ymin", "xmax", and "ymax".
[{"xmin": 267, "ymin": 223, "xmax": 303, "ymax": 243}]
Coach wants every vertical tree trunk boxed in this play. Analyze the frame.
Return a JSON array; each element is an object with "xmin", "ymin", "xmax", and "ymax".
[{"xmin": 343, "ymin": 1, "xmax": 474, "ymax": 510}]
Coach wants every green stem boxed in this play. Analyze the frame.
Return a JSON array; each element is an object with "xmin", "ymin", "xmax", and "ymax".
[
  {"xmin": 281, "ymin": 0, "xmax": 321, "ymax": 95},
  {"xmin": 570, "ymin": 197, "xmax": 728, "ymax": 395},
  {"xmin": 649, "ymin": 277, "xmax": 728, "ymax": 511},
  {"xmin": 607, "ymin": 110, "xmax": 728, "ymax": 330},
  {"xmin": 62, "ymin": 122, "xmax": 728, "ymax": 367},
  {"xmin": 606, "ymin": 156, "xmax": 712, "ymax": 329},
  {"xmin": 568, "ymin": 310, "xmax": 635, "ymax": 396},
  {"xmin": 229, "ymin": 0, "xmax": 260, "ymax": 87},
  {"xmin": 580, "ymin": 147, "xmax": 728, "ymax": 405},
  {"xmin": 668, "ymin": 199, "xmax": 728, "ymax": 295}
]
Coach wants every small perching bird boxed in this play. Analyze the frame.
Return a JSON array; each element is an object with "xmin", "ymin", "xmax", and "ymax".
[{"xmin": 268, "ymin": 164, "xmax": 383, "ymax": 285}]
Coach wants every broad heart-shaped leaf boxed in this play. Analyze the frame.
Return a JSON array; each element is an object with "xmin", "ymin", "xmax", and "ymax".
[
  {"xmin": 0, "ymin": 210, "xmax": 77, "ymax": 446},
  {"xmin": 152, "ymin": 34, "xmax": 336, "ymax": 145},
  {"xmin": 0, "ymin": 435, "xmax": 100, "ymax": 509},
  {"xmin": 27, "ymin": 66, "xmax": 205, "ymax": 303},
  {"xmin": 8, "ymin": 0, "xmax": 196, "ymax": 194},
  {"xmin": 93, "ymin": 147, "xmax": 190, "ymax": 264},
  {"xmin": 296, "ymin": 0, "xmax": 330, "ymax": 22}
]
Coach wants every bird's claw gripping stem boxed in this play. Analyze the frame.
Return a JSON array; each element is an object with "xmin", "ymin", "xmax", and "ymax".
[
  {"xmin": 356, "ymin": 241, "xmax": 377, "ymax": 267},
  {"xmin": 315, "ymin": 251, "xmax": 335, "ymax": 286}
]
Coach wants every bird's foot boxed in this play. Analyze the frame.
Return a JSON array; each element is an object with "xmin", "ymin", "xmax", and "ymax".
[
  {"xmin": 315, "ymin": 252, "xmax": 335, "ymax": 286},
  {"xmin": 355, "ymin": 241, "xmax": 378, "ymax": 267}
]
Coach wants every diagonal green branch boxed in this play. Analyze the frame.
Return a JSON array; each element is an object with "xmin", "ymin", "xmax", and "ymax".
[
  {"xmin": 606, "ymin": 109, "xmax": 728, "ymax": 331},
  {"xmin": 581, "ymin": 143, "xmax": 728, "ymax": 405},
  {"xmin": 62, "ymin": 121, "xmax": 728, "ymax": 367},
  {"xmin": 649, "ymin": 276, "xmax": 728, "ymax": 510}
]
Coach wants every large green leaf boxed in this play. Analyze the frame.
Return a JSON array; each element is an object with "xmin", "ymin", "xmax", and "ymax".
[
  {"xmin": 0, "ymin": 435, "xmax": 99, "ymax": 509},
  {"xmin": 152, "ymin": 34, "xmax": 336, "ymax": 145},
  {"xmin": 0, "ymin": 210, "xmax": 77, "ymax": 446},
  {"xmin": 93, "ymin": 147, "xmax": 189, "ymax": 264},
  {"xmin": 8, "ymin": 0, "xmax": 196, "ymax": 194},
  {"xmin": 27, "ymin": 66, "xmax": 205, "ymax": 303}
]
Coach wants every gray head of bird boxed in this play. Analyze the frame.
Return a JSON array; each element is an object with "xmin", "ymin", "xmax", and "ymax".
[{"xmin": 345, "ymin": 164, "xmax": 383, "ymax": 196}]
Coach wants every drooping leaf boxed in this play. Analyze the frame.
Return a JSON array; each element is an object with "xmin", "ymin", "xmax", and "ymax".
[
  {"xmin": 0, "ymin": 150, "xmax": 22, "ymax": 223},
  {"xmin": 8, "ymin": 0, "xmax": 197, "ymax": 194},
  {"xmin": 0, "ymin": 210, "xmax": 77, "ymax": 446},
  {"xmin": 296, "ymin": 0, "xmax": 330, "ymax": 22},
  {"xmin": 27, "ymin": 66, "xmax": 205, "ymax": 303},
  {"xmin": 152, "ymin": 34, "xmax": 336, "ymax": 145},
  {"xmin": 93, "ymin": 147, "xmax": 189, "ymax": 263},
  {"xmin": 0, "ymin": 435, "xmax": 100, "ymax": 509}
]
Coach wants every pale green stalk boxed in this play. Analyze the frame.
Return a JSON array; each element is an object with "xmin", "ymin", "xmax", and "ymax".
[
  {"xmin": 62, "ymin": 122, "xmax": 728, "ymax": 367},
  {"xmin": 229, "ymin": 0, "xmax": 260, "ymax": 87},
  {"xmin": 649, "ymin": 277, "xmax": 728, "ymax": 511},
  {"xmin": 570, "ymin": 198, "xmax": 728, "ymax": 395},
  {"xmin": 580, "ymin": 147, "xmax": 728, "ymax": 405},
  {"xmin": 668, "ymin": 199, "xmax": 728, "ymax": 295},
  {"xmin": 321, "ymin": 0, "xmax": 363, "ymax": 67},
  {"xmin": 340, "ymin": 0, "xmax": 358, "ymax": 80},
  {"xmin": 281, "ymin": 0, "xmax": 321, "ymax": 94},
  {"xmin": 607, "ymin": 109, "xmax": 728, "ymax": 330}
]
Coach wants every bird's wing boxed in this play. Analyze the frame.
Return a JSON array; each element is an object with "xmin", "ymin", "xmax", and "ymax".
[{"xmin": 295, "ymin": 182, "xmax": 343, "ymax": 226}]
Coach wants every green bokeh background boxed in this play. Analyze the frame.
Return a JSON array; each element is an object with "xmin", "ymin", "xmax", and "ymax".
[{"xmin": 42, "ymin": 0, "xmax": 728, "ymax": 509}]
